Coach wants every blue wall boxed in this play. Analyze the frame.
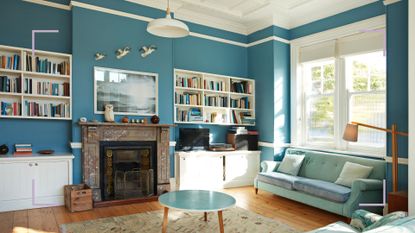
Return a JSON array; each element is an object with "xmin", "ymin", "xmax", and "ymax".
[{"xmin": 0, "ymin": 0, "xmax": 72, "ymax": 153}]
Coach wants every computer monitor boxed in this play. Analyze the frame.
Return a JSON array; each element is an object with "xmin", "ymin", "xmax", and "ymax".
[{"xmin": 177, "ymin": 128, "xmax": 209, "ymax": 151}]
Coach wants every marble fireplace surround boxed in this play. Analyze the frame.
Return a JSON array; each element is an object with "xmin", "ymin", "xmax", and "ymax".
[{"xmin": 79, "ymin": 122, "xmax": 172, "ymax": 205}]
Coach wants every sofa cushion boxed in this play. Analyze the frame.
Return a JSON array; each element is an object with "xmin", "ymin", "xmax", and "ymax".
[
  {"xmin": 335, "ymin": 162, "xmax": 373, "ymax": 187},
  {"xmin": 277, "ymin": 154, "xmax": 305, "ymax": 176},
  {"xmin": 293, "ymin": 178, "xmax": 351, "ymax": 203},
  {"xmin": 256, "ymin": 172, "xmax": 301, "ymax": 190},
  {"xmin": 307, "ymin": 221, "xmax": 358, "ymax": 233}
]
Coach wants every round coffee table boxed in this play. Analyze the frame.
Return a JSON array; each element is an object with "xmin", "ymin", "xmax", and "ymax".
[{"xmin": 158, "ymin": 190, "xmax": 236, "ymax": 233}]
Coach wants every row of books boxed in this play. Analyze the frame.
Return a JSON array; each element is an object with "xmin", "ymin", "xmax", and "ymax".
[
  {"xmin": 25, "ymin": 101, "xmax": 70, "ymax": 118},
  {"xmin": 175, "ymin": 92, "xmax": 202, "ymax": 105},
  {"xmin": 14, "ymin": 143, "xmax": 32, "ymax": 156},
  {"xmin": 231, "ymin": 110, "xmax": 255, "ymax": 125},
  {"xmin": 24, "ymin": 79, "xmax": 70, "ymax": 96},
  {"xmin": 175, "ymin": 75, "xmax": 201, "ymax": 89},
  {"xmin": 230, "ymin": 97, "xmax": 250, "ymax": 109},
  {"xmin": 0, "ymin": 54, "xmax": 20, "ymax": 70},
  {"xmin": 230, "ymin": 80, "xmax": 253, "ymax": 94},
  {"xmin": 205, "ymin": 95, "xmax": 228, "ymax": 107},
  {"xmin": 25, "ymin": 54, "xmax": 70, "ymax": 75},
  {"xmin": 176, "ymin": 107, "xmax": 203, "ymax": 122},
  {"xmin": 1, "ymin": 101, "xmax": 21, "ymax": 116},
  {"xmin": 0, "ymin": 76, "xmax": 21, "ymax": 93},
  {"xmin": 204, "ymin": 80, "xmax": 226, "ymax": 91}
]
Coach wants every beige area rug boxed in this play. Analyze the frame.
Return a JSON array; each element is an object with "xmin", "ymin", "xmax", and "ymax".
[{"xmin": 60, "ymin": 207, "xmax": 299, "ymax": 233}]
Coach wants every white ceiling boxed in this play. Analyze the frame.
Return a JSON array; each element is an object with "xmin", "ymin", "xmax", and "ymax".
[{"xmin": 125, "ymin": 0, "xmax": 380, "ymax": 35}]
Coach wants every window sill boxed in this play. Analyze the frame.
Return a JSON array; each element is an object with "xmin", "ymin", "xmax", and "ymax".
[{"xmin": 292, "ymin": 145, "xmax": 385, "ymax": 160}]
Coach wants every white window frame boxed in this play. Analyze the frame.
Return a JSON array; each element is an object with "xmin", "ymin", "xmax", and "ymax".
[{"xmin": 291, "ymin": 15, "xmax": 386, "ymax": 158}]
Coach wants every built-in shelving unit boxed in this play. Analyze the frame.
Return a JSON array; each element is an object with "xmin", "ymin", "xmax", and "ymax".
[
  {"xmin": 174, "ymin": 68, "xmax": 255, "ymax": 126},
  {"xmin": 0, "ymin": 45, "xmax": 72, "ymax": 120}
]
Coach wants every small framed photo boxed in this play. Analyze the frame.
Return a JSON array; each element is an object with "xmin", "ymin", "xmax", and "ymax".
[{"xmin": 94, "ymin": 67, "xmax": 158, "ymax": 116}]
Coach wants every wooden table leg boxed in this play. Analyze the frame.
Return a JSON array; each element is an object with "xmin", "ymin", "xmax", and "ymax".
[
  {"xmin": 204, "ymin": 212, "xmax": 207, "ymax": 221},
  {"xmin": 218, "ymin": 210, "xmax": 224, "ymax": 233},
  {"xmin": 162, "ymin": 207, "xmax": 169, "ymax": 233}
]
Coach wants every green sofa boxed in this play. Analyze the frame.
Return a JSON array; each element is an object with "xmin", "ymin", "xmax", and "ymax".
[
  {"xmin": 254, "ymin": 148, "xmax": 386, "ymax": 217},
  {"xmin": 308, "ymin": 209, "xmax": 414, "ymax": 232}
]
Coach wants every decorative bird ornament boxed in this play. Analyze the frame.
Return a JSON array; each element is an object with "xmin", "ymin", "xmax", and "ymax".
[
  {"xmin": 116, "ymin": 47, "xmax": 131, "ymax": 59},
  {"xmin": 94, "ymin": 52, "xmax": 106, "ymax": 61},
  {"xmin": 139, "ymin": 45, "xmax": 157, "ymax": 58}
]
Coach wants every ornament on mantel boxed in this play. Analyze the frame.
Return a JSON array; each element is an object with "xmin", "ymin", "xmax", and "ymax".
[{"xmin": 104, "ymin": 104, "xmax": 115, "ymax": 122}]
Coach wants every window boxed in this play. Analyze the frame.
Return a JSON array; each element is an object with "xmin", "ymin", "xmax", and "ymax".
[{"xmin": 292, "ymin": 27, "xmax": 386, "ymax": 157}]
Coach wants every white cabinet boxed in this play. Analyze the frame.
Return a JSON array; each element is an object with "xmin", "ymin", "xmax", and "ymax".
[
  {"xmin": 175, "ymin": 151, "xmax": 260, "ymax": 190},
  {"xmin": 0, "ymin": 155, "xmax": 74, "ymax": 212}
]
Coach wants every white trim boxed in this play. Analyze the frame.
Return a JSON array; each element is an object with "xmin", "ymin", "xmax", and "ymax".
[
  {"xmin": 384, "ymin": 156, "xmax": 408, "ymax": 165},
  {"xmin": 408, "ymin": 0, "xmax": 415, "ymax": 216},
  {"xmin": 247, "ymin": 36, "xmax": 290, "ymax": 47},
  {"xmin": 23, "ymin": 0, "xmax": 71, "ymax": 11},
  {"xmin": 70, "ymin": 1, "xmax": 152, "ymax": 22},
  {"xmin": 383, "ymin": 0, "xmax": 401, "ymax": 6},
  {"xmin": 70, "ymin": 142, "xmax": 82, "ymax": 149},
  {"xmin": 189, "ymin": 32, "xmax": 247, "ymax": 47},
  {"xmin": 258, "ymin": 141, "xmax": 291, "ymax": 148}
]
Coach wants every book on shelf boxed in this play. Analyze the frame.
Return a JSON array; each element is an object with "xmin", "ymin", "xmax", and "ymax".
[
  {"xmin": 175, "ymin": 92, "xmax": 201, "ymax": 105},
  {"xmin": 231, "ymin": 110, "xmax": 254, "ymax": 125},
  {"xmin": 0, "ymin": 54, "xmax": 20, "ymax": 70},
  {"xmin": 13, "ymin": 151, "xmax": 33, "ymax": 156},
  {"xmin": 0, "ymin": 76, "xmax": 22, "ymax": 93},
  {"xmin": 204, "ymin": 80, "xmax": 226, "ymax": 91},
  {"xmin": 14, "ymin": 143, "xmax": 33, "ymax": 156},
  {"xmin": 207, "ymin": 112, "xmax": 226, "ymax": 123},
  {"xmin": 24, "ymin": 101, "xmax": 70, "ymax": 118},
  {"xmin": 175, "ymin": 74, "xmax": 201, "ymax": 89},
  {"xmin": 176, "ymin": 107, "xmax": 203, "ymax": 122},
  {"xmin": 230, "ymin": 80, "xmax": 253, "ymax": 94},
  {"xmin": 23, "ymin": 78, "xmax": 70, "ymax": 96},
  {"xmin": 204, "ymin": 95, "xmax": 228, "ymax": 107},
  {"xmin": 25, "ymin": 54, "xmax": 70, "ymax": 75},
  {"xmin": 1, "ymin": 101, "xmax": 21, "ymax": 116},
  {"xmin": 231, "ymin": 96, "xmax": 250, "ymax": 109}
]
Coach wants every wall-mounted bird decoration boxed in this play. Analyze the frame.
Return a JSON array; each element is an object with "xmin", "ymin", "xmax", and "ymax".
[
  {"xmin": 116, "ymin": 46, "xmax": 131, "ymax": 59},
  {"xmin": 94, "ymin": 52, "xmax": 106, "ymax": 61},
  {"xmin": 139, "ymin": 45, "xmax": 157, "ymax": 58}
]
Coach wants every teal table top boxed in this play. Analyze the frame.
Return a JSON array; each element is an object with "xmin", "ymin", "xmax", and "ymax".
[{"xmin": 158, "ymin": 190, "xmax": 236, "ymax": 212}]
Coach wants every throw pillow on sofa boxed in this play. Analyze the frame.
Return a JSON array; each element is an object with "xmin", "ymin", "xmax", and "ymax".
[
  {"xmin": 277, "ymin": 154, "xmax": 305, "ymax": 176},
  {"xmin": 363, "ymin": 211, "xmax": 408, "ymax": 231},
  {"xmin": 335, "ymin": 162, "xmax": 373, "ymax": 187}
]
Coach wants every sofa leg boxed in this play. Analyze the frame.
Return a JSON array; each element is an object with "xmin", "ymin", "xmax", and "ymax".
[
  {"xmin": 346, "ymin": 217, "xmax": 351, "ymax": 224},
  {"xmin": 255, "ymin": 188, "xmax": 258, "ymax": 194}
]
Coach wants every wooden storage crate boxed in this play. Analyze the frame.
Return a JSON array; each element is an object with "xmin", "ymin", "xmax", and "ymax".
[{"xmin": 64, "ymin": 184, "xmax": 93, "ymax": 212}]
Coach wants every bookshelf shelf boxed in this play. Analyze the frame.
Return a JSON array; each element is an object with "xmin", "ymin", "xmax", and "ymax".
[
  {"xmin": 0, "ymin": 44, "xmax": 72, "ymax": 120},
  {"xmin": 174, "ymin": 68, "xmax": 255, "ymax": 126}
]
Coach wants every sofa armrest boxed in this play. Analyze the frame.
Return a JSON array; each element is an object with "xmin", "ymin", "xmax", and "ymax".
[
  {"xmin": 260, "ymin": 161, "xmax": 281, "ymax": 172},
  {"xmin": 352, "ymin": 179, "xmax": 383, "ymax": 191},
  {"xmin": 350, "ymin": 209, "xmax": 383, "ymax": 231}
]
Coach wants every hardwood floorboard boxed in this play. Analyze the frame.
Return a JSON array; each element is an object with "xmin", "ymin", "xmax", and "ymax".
[{"xmin": 0, "ymin": 186, "xmax": 345, "ymax": 233}]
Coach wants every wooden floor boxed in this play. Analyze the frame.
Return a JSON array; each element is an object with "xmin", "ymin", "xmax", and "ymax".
[{"xmin": 0, "ymin": 186, "xmax": 346, "ymax": 233}]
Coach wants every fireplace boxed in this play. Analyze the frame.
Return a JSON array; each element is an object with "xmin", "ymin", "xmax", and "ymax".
[
  {"xmin": 79, "ymin": 122, "xmax": 172, "ymax": 205},
  {"xmin": 100, "ymin": 141, "xmax": 157, "ymax": 201}
]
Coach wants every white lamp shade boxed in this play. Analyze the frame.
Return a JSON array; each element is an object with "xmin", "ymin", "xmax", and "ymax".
[
  {"xmin": 343, "ymin": 123, "xmax": 358, "ymax": 142},
  {"xmin": 147, "ymin": 15, "xmax": 189, "ymax": 38}
]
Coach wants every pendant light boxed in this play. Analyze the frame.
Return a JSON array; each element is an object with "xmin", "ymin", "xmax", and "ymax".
[{"xmin": 147, "ymin": 0, "xmax": 189, "ymax": 38}]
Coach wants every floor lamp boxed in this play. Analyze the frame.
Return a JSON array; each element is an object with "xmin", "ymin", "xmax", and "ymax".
[{"xmin": 343, "ymin": 121, "xmax": 408, "ymax": 192}]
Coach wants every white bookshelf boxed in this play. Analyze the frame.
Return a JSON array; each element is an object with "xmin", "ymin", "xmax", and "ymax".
[
  {"xmin": 174, "ymin": 68, "xmax": 255, "ymax": 126},
  {"xmin": 0, "ymin": 45, "xmax": 72, "ymax": 120}
]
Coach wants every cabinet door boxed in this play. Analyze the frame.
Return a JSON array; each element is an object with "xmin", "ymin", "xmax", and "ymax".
[
  {"xmin": 33, "ymin": 160, "xmax": 70, "ymax": 198},
  {"xmin": 179, "ymin": 155, "xmax": 224, "ymax": 190},
  {"xmin": 224, "ymin": 153, "xmax": 259, "ymax": 188},
  {"xmin": 0, "ymin": 162, "xmax": 34, "ymax": 201}
]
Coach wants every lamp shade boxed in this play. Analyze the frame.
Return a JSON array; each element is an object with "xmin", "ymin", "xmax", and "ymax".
[
  {"xmin": 343, "ymin": 123, "xmax": 358, "ymax": 142},
  {"xmin": 147, "ymin": 14, "xmax": 189, "ymax": 38}
]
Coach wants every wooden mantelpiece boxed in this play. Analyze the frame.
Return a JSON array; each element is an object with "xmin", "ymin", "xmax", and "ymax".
[{"xmin": 79, "ymin": 122, "xmax": 174, "ymax": 203}]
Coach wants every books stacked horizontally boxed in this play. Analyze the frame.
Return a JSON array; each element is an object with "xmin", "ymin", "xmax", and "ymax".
[{"xmin": 14, "ymin": 144, "xmax": 32, "ymax": 156}]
